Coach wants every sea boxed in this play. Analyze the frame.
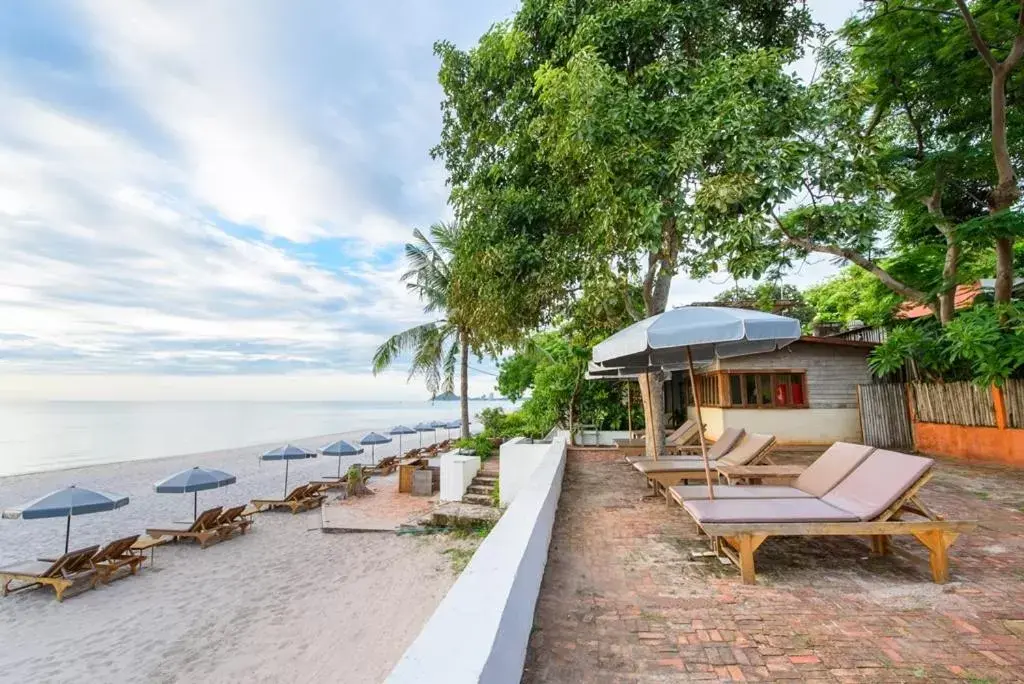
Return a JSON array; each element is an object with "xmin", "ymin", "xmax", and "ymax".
[{"xmin": 0, "ymin": 399, "xmax": 515, "ymax": 477}]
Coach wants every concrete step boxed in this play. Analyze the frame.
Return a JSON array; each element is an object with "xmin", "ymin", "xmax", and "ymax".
[
  {"xmin": 473, "ymin": 474, "xmax": 498, "ymax": 484},
  {"xmin": 466, "ymin": 484, "xmax": 492, "ymax": 495},
  {"xmin": 461, "ymin": 493, "xmax": 494, "ymax": 507}
]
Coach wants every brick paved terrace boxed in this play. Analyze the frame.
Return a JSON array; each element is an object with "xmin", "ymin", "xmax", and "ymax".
[{"xmin": 522, "ymin": 448, "xmax": 1024, "ymax": 683}]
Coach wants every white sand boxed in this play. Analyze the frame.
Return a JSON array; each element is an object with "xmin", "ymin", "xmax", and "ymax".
[{"xmin": 0, "ymin": 430, "xmax": 460, "ymax": 683}]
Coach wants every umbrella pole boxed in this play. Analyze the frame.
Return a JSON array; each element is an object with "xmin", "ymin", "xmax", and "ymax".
[
  {"xmin": 65, "ymin": 514, "xmax": 71, "ymax": 555},
  {"xmin": 337, "ymin": 456, "xmax": 343, "ymax": 479},
  {"xmin": 371, "ymin": 444, "xmax": 376, "ymax": 465},
  {"xmin": 284, "ymin": 460, "xmax": 290, "ymax": 498},
  {"xmin": 627, "ymin": 382, "xmax": 632, "ymax": 436},
  {"xmin": 194, "ymin": 491, "xmax": 198, "ymax": 521},
  {"xmin": 399, "ymin": 434, "xmax": 403, "ymax": 457},
  {"xmin": 686, "ymin": 347, "xmax": 715, "ymax": 500}
]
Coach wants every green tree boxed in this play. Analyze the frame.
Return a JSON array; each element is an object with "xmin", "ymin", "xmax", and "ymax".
[
  {"xmin": 433, "ymin": 0, "xmax": 816, "ymax": 456},
  {"xmin": 712, "ymin": 283, "xmax": 815, "ymax": 326},
  {"xmin": 372, "ymin": 221, "xmax": 474, "ymax": 439},
  {"xmin": 764, "ymin": 1, "xmax": 1023, "ymax": 323}
]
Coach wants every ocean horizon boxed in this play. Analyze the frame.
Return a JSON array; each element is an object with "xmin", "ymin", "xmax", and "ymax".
[{"xmin": 0, "ymin": 398, "xmax": 515, "ymax": 478}]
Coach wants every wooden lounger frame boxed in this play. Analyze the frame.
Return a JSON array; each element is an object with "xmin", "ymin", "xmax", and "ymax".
[
  {"xmin": 691, "ymin": 472, "xmax": 977, "ymax": 584},
  {"xmin": 146, "ymin": 507, "xmax": 224, "ymax": 549},
  {"xmin": 644, "ymin": 449, "xmax": 775, "ymax": 497},
  {"xmin": 0, "ymin": 547, "xmax": 99, "ymax": 602},
  {"xmin": 91, "ymin": 537, "xmax": 146, "ymax": 585},
  {"xmin": 251, "ymin": 484, "xmax": 326, "ymax": 514}
]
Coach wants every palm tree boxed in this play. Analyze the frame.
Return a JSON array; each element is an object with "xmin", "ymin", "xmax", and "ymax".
[{"xmin": 372, "ymin": 221, "xmax": 471, "ymax": 440}]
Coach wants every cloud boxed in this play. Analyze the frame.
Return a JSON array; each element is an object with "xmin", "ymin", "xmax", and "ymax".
[{"xmin": 0, "ymin": 0, "xmax": 856, "ymax": 399}]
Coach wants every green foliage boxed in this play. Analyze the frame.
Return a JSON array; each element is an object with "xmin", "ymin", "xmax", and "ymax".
[
  {"xmin": 490, "ymin": 479, "xmax": 500, "ymax": 509},
  {"xmin": 455, "ymin": 434, "xmax": 494, "ymax": 460},
  {"xmin": 713, "ymin": 283, "xmax": 815, "ymax": 326},
  {"xmin": 869, "ymin": 304, "xmax": 1024, "ymax": 386},
  {"xmin": 804, "ymin": 267, "xmax": 903, "ymax": 326}
]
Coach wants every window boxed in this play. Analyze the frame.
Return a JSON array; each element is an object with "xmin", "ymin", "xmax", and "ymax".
[{"xmin": 692, "ymin": 371, "xmax": 808, "ymax": 409}]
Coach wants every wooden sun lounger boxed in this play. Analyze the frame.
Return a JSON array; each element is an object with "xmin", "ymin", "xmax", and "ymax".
[
  {"xmin": 667, "ymin": 442, "xmax": 875, "ymax": 504},
  {"xmin": 214, "ymin": 505, "xmax": 252, "ymax": 541},
  {"xmin": 624, "ymin": 426, "xmax": 745, "ymax": 465},
  {"xmin": 681, "ymin": 450, "xmax": 976, "ymax": 584},
  {"xmin": 91, "ymin": 535, "xmax": 145, "ymax": 584},
  {"xmin": 615, "ymin": 420, "xmax": 703, "ymax": 458},
  {"xmin": 634, "ymin": 433, "xmax": 775, "ymax": 496},
  {"xmin": 371, "ymin": 456, "xmax": 400, "ymax": 476},
  {"xmin": 146, "ymin": 506, "xmax": 224, "ymax": 548},
  {"xmin": 0, "ymin": 545, "xmax": 100, "ymax": 602},
  {"xmin": 251, "ymin": 484, "xmax": 326, "ymax": 514}
]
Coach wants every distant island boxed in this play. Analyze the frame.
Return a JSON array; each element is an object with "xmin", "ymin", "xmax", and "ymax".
[{"xmin": 432, "ymin": 391, "xmax": 503, "ymax": 401}]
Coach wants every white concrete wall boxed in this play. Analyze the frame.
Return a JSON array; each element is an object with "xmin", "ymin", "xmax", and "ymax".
[
  {"xmin": 386, "ymin": 433, "xmax": 568, "ymax": 684},
  {"xmin": 499, "ymin": 437, "xmax": 563, "ymax": 507},
  {"xmin": 440, "ymin": 451, "xmax": 481, "ymax": 503}
]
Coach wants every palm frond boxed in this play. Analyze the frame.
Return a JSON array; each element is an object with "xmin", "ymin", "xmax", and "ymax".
[{"xmin": 372, "ymin": 322, "xmax": 442, "ymax": 374}]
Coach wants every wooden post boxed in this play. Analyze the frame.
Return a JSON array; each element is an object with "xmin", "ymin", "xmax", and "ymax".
[
  {"xmin": 685, "ymin": 347, "xmax": 714, "ymax": 500},
  {"xmin": 626, "ymin": 382, "xmax": 633, "ymax": 436},
  {"xmin": 992, "ymin": 384, "xmax": 1007, "ymax": 430}
]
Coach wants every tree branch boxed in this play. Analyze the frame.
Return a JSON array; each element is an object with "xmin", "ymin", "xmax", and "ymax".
[
  {"xmin": 1006, "ymin": 1, "xmax": 1024, "ymax": 71},
  {"xmin": 953, "ymin": 0, "xmax": 998, "ymax": 70},
  {"xmin": 772, "ymin": 213, "xmax": 930, "ymax": 303}
]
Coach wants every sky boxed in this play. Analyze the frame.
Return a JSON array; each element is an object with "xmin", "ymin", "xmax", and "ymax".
[{"xmin": 0, "ymin": 0, "xmax": 860, "ymax": 401}]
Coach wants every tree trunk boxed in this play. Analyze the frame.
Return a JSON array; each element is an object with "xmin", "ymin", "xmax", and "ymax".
[
  {"xmin": 645, "ymin": 371, "xmax": 666, "ymax": 459},
  {"xmin": 990, "ymin": 69, "xmax": 1019, "ymax": 303},
  {"xmin": 459, "ymin": 329, "xmax": 470, "ymax": 440},
  {"xmin": 938, "ymin": 237, "xmax": 960, "ymax": 325}
]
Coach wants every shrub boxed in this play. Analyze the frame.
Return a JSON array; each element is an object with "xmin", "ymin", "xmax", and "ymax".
[{"xmin": 455, "ymin": 434, "xmax": 494, "ymax": 460}]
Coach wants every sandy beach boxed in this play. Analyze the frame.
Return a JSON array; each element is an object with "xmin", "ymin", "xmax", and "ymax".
[{"xmin": 0, "ymin": 430, "xmax": 460, "ymax": 683}]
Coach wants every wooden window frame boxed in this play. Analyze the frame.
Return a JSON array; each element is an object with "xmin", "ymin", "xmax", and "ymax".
[{"xmin": 693, "ymin": 370, "xmax": 809, "ymax": 409}]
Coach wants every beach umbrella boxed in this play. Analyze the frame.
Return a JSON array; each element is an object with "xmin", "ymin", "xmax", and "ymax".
[
  {"xmin": 388, "ymin": 425, "xmax": 416, "ymax": 456},
  {"xmin": 592, "ymin": 306, "xmax": 800, "ymax": 499},
  {"xmin": 359, "ymin": 432, "xmax": 392, "ymax": 464},
  {"xmin": 319, "ymin": 440, "xmax": 364, "ymax": 479},
  {"xmin": 429, "ymin": 419, "xmax": 448, "ymax": 442},
  {"xmin": 445, "ymin": 419, "xmax": 463, "ymax": 440},
  {"xmin": 261, "ymin": 444, "xmax": 317, "ymax": 498},
  {"xmin": 154, "ymin": 466, "xmax": 236, "ymax": 521},
  {"xmin": 2, "ymin": 485, "xmax": 129, "ymax": 554},
  {"xmin": 413, "ymin": 422, "xmax": 434, "ymax": 448}
]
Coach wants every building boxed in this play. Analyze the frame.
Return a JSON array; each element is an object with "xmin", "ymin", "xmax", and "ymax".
[{"xmin": 676, "ymin": 336, "xmax": 877, "ymax": 446}]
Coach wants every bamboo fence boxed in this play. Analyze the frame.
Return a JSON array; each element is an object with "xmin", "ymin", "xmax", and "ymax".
[{"xmin": 910, "ymin": 381, "xmax": 996, "ymax": 427}]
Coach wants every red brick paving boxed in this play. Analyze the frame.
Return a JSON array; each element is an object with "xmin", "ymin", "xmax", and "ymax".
[{"xmin": 521, "ymin": 448, "xmax": 1024, "ymax": 683}]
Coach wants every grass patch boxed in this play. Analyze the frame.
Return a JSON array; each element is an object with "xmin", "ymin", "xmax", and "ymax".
[
  {"xmin": 443, "ymin": 547, "xmax": 476, "ymax": 574},
  {"xmin": 448, "ymin": 519, "xmax": 495, "ymax": 539},
  {"xmin": 972, "ymin": 491, "xmax": 991, "ymax": 500}
]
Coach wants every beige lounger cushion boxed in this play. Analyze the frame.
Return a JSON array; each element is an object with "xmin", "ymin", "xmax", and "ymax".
[
  {"xmin": 821, "ymin": 450, "xmax": 934, "ymax": 520},
  {"xmin": 717, "ymin": 433, "xmax": 775, "ymax": 466},
  {"xmin": 683, "ymin": 498, "xmax": 858, "ymax": 523},
  {"xmin": 793, "ymin": 442, "xmax": 875, "ymax": 497},
  {"xmin": 635, "ymin": 459, "xmax": 720, "ymax": 474},
  {"xmin": 616, "ymin": 420, "xmax": 699, "ymax": 449},
  {"xmin": 669, "ymin": 484, "xmax": 812, "ymax": 500},
  {"xmin": 707, "ymin": 427, "xmax": 745, "ymax": 459}
]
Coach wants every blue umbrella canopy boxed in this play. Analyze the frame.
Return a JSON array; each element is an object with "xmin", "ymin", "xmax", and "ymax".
[
  {"xmin": 154, "ymin": 467, "xmax": 236, "ymax": 494},
  {"xmin": 2, "ymin": 485, "xmax": 130, "ymax": 554},
  {"xmin": 388, "ymin": 426, "xmax": 416, "ymax": 457},
  {"xmin": 320, "ymin": 440, "xmax": 364, "ymax": 456},
  {"xmin": 320, "ymin": 440, "xmax": 364, "ymax": 478},
  {"xmin": 154, "ymin": 467, "xmax": 237, "ymax": 521},
  {"xmin": 429, "ymin": 420, "xmax": 448, "ymax": 428},
  {"xmin": 261, "ymin": 444, "xmax": 317, "ymax": 460},
  {"xmin": 413, "ymin": 422, "xmax": 434, "ymax": 432},
  {"xmin": 261, "ymin": 444, "xmax": 316, "ymax": 497},
  {"xmin": 359, "ymin": 432, "xmax": 392, "ymax": 465},
  {"xmin": 445, "ymin": 419, "xmax": 463, "ymax": 429},
  {"xmin": 388, "ymin": 425, "xmax": 416, "ymax": 435}
]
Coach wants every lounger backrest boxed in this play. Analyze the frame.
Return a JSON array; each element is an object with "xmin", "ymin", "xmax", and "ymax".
[
  {"xmin": 218, "ymin": 505, "xmax": 246, "ymax": 524},
  {"xmin": 193, "ymin": 506, "xmax": 224, "ymax": 531},
  {"xmin": 57, "ymin": 545, "xmax": 101, "ymax": 575},
  {"xmin": 794, "ymin": 443, "xmax": 875, "ymax": 497},
  {"xmin": 284, "ymin": 485, "xmax": 310, "ymax": 501},
  {"xmin": 822, "ymin": 450, "xmax": 934, "ymax": 521},
  {"xmin": 707, "ymin": 427, "xmax": 745, "ymax": 460},
  {"xmin": 717, "ymin": 433, "xmax": 774, "ymax": 466},
  {"xmin": 666, "ymin": 420, "xmax": 696, "ymax": 445},
  {"xmin": 93, "ymin": 535, "xmax": 140, "ymax": 562}
]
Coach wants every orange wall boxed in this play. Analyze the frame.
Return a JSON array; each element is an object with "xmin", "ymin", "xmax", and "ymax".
[{"xmin": 913, "ymin": 421, "xmax": 1024, "ymax": 466}]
